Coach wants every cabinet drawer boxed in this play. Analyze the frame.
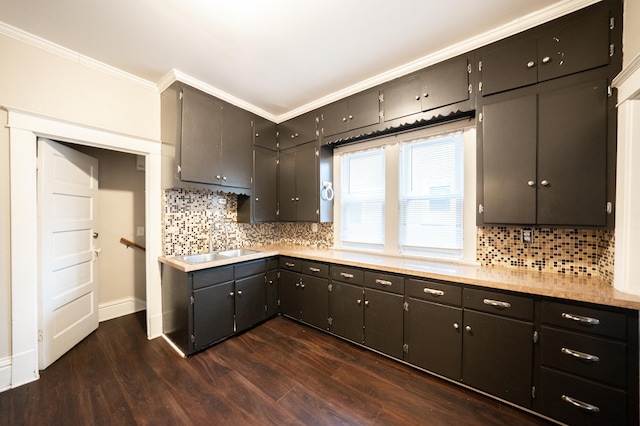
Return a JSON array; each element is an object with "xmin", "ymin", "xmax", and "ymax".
[
  {"xmin": 541, "ymin": 326, "xmax": 627, "ymax": 388},
  {"xmin": 540, "ymin": 367, "xmax": 627, "ymax": 426},
  {"xmin": 463, "ymin": 288, "xmax": 533, "ymax": 321},
  {"xmin": 542, "ymin": 301, "xmax": 627, "ymax": 340},
  {"xmin": 405, "ymin": 279, "xmax": 461, "ymax": 306},
  {"xmin": 279, "ymin": 256, "xmax": 302, "ymax": 272},
  {"xmin": 364, "ymin": 271, "xmax": 404, "ymax": 295},
  {"xmin": 192, "ymin": 266, "xmax": 234, "ymax": 290},
  {"xmin": 234, "ymin": 259, "xmax": 266, "ymax": 279},
  {"xmin": 301, "ymin": 260, "xmax": 329, "ymax": 278},
  {"xmin": 330, "ymin": 265, "xmax": 364, "ymax": 285}
]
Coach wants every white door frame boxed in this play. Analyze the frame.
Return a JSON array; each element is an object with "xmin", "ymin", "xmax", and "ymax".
[{"xmin": 5, "ymin": 106, "xmax": 163, "ymax": 388}]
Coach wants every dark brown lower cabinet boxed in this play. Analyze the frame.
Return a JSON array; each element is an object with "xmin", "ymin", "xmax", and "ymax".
[
  {"xmin": 462, "ymin": 310, "xmax": 534, "ymax": 408},
  {"xmin": 278, "ymin": 269, "xmax": 329, "ymax": 329},
  {"xmin": 266, "ymin": 269, "xmax": 278, "ymax": 318},
  {"xmin": 193, "ymin": 280, "xmax": 235, "ymax": 351},
  {"xmin": 406, "ymin": 298, "xmax": 462, "ymax": 380},
  {"xmin": 363, "ymin": 288, "xmax": 404, "ymax": 359},
  {"xmin": 235, "ymin": 274, "xmax": 266, "ymax": 333},
  {"xmin": 329, "ymin": 281, "xmax": 364, "ymax": 343}
]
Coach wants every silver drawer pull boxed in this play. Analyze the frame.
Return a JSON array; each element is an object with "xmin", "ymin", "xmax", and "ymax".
[
  {"xmin": 340, "ymin": 272, "xmax": 354, "ymax": 279},
  {"xmin": 285, "ymin": 262, "xmax": 296, "ymax": 267},
  {"xmin": 308, "ymin": 267, "xmax": 321, "ymax": 273},
  {"xmin": 561, "ymin": 347, "xmax": 600, "ymax": 362},
  {"xmin": 561, "ymin": 395, "xmax": 600, "ymax": 413},
  {"xmin": 423, "ymin": 288, "xmax": 445, "ymax": 296},
  {"xmin": 483, "ymin": 298, "xmax": 511, "ymax": 309},
  {"xmin": 562, "ymin": 312, "xmax": 600, "ymax": 325},
  {"xmin": 375, "ymin": 279, "xmax": 393, "ymax": 287}
]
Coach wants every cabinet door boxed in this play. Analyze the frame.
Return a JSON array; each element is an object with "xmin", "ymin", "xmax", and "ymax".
[
  {"xmin": 278, "ymin": 148, "xmax": 297, "ymax": 222},
  {"xmin": 537, "ymin": 80, "xmax": 607, "ymax": 226},
  {"xmin": 421, "ymin": 56, "xmax": 470, "ymax": 111},
  {"xmin": 321, "ymin": 100, "xmax": 349, "ymax": 138},
  {"xmin": 295, "ymin": 142, "xmax": 319, "ymax": 222},
  {"xmin": 193, "ymin": 281, "xmax": 234, "ymax": 351},
  {"xmin": 221, "ymin": 105, "xmax": 253, "ymax": 188},
  {"xmin": 481, "ymin": 38, "xmax": 538, "ymax": 96},
  {"xmin": 253, "ymin": 147, "xmax": 277, "ymax": 222},
  {"xmin": 481, "ymin": 95, "xmax": 537, "ymax": 224},
  {"xmin": 537, "ymin": 4, "xmax": 610, "ymax": 83},
  {"xmin": 279, "ymin": 112, "xmax": 317, "ymax": 150},
  {"xmin": 329, "ymin": 281, "xmax": 364, "ymax": 343},
  {"xmin": 364, "ymin": 288, "xmax": 404, "ymax": 359},
  {"xmin": 300, "ymin": 275, "xmax": 329, "ymax": 330},
  {"xmin": 406, "ymin": 298, "xmax": 462, "ymax": 380},
  {"xmin": 462, "ymin": 310, "xmax": 534, "ymax": 408},
  {"xmin": 266, "ymin": 270, "xmax": 278, "ymax": 318},
  {"xmin": 383, "ymin": 74, "xmax": 422, "ymax": 122},
  {"xmin": 253, "ymin": 116, "xmax": 277, "ymax": 150},
  {"xmin": 235, "ymin": 274, "xmax": 266, "ymax": 332},
  {"xmin": 278, "ymin": 270, "xmax": 300, "ymax": 319},
  {"xmin": 347, "ymin": 89, "xmax": 380, "ymax": 131},
  {"xmin": 180, "ymin": 86, "xmax": 223, "ymax": 184}
]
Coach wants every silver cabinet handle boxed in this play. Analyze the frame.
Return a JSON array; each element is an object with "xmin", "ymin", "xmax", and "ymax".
[
  {"xmin": 357, "ymin": 299, "xmax": 362, "ymax": 305},
  {"xmin": 527, "ymin": 61, "xmax": 536, "ymax": 68},
  {"xmin": 540, "ymin": 179, "xmax": 549, "ymax": 186},
  {"xmin": 542, "ymin": 56, "xmax": 551, "ymax": 64},
  {"xmin": 295, "ymin": 283, "xmax": 300, "ymax": 288},
  {"xmin": 364, "ymin": 300, "xmax": 369, "ymax": 306},
  {"xmin": 453, "ymin": 323, "xmax": 459, "ymax": 329},
  {"xmin": 527, "ymin": 180, "xmax": 535, "ymax": 187},
  {"xmin": 237, "ymin": 290, "xmax": 242, "ymax": 295},
  {"xmin": 562, "ymin": 312, "xmax": 600, "ymax": 325},
  {"xmin": 483, "ymin": 298, "xmax": 511, "ymax": 309},
  {"xmin": 375, "ymin": 279, "xmax": 392, "ymax": 287},
  {"xmin": 415, "ymin": 95, "xmax": 420, "ymax": 101},
  {"xmin": 465, "ymin": 325, "xmax": 472, "ymax": 332},
  {"xmin": 300, "ymin": 284, "xmax": 305, "ymax": 289},
  {"xmin": 424, "ymin": 288, "xmax": 445, "ymax": 296},
  {"xmin": 561, "ymin": 395, "xmax": 600, "ymax": 413},
  {"xmin": 229, "ymin": 291, "xmax": 234, "ymax": 296},
  {"xmin": 342, "ymin": 117, "xmax": 347, "ymax": 122},
  {"xmin": 285, "ymin": 262, "xmax": 295, "ymax": 267},
  {"xmin": 561, "ymin": 347, "xmax": 600, "ymax": 362},
  {"xmin": 340, "ymin": 272, "xmax": 354, "ymax": 279},
  {"xmin": 309, "ymin": 267, "xmax": 321, "ymax": 273},
  {"xmin": 291, "ymin": 197, "xmax": 295, "ymax": 202}
]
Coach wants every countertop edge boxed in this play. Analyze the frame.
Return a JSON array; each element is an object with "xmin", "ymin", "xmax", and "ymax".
[{"xmin": 159, "ymin": 246, "xmax": 640, "ymax": 311}]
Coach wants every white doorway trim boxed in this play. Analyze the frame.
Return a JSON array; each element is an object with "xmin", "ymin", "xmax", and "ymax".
[{"xmin": 5, "ymin": 106, "xmax": 163, "ymax": 389}]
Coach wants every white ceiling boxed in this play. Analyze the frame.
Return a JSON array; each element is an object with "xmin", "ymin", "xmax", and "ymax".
[{"xmin": 0, "ymin": 0, "xmax": 598, "ymax": 122}]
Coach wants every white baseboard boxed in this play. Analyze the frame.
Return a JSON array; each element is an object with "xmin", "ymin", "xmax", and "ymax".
[
  {"xmin": 7, "ymin": 349, "xmax": 39, "ymax": 390},
  {"xmin": 148, "ymin": 311, "xmax": 163, "ymax": 339},
  {"xmin": 0, "ymin": 357, "xmax": 11, "ymax": 392},
  {"xmin": 98, "ymin": 297, "xmax": 146, "ymax": 322}
]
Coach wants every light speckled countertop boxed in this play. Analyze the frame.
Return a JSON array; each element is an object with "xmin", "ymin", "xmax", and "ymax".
[{"xmin": 159, "ymin": 244, "xmax": 640, "ymax": 311}]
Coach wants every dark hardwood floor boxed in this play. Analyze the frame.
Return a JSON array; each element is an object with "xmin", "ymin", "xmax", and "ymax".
[{"xmin": 0, "ymin": 312, "xmax": 552, "ymax": 425}]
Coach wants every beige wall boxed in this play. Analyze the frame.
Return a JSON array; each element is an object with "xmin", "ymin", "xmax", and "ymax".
[
  {"xmin": 0, "ymin": 32, "xmax": 159, "ymax": 362},
  {"xmin": 623, "ymin": 0, "xmax": 640, "ymax": 68}
]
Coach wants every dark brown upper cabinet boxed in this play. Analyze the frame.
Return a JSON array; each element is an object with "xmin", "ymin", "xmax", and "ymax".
[
  {"xmin": 253, "ymin": 115, "xmax": 278, "ymax": 150},
  {"xmin": 383, "ymin": 56, "xmax": 471, "ymax": 122},
  {"xmin": 319, "ymin": 89, "xmax": 380, "ymax": 139},
  {"xmin": 480, "ymin": 1, "xmax": 611, "ymax": 96},
  {"xmin": 479, "ymin": 78, "xmax": 609, "ymax": 227},
  {"xmin": 278, "ymin": 111, "xmax": 318, "ymax": 150}
]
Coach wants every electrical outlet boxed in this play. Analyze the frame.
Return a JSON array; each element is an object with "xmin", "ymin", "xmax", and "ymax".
[{"xmin": 521, "ymin": 228, "xmax": 533, "ymax": 244}]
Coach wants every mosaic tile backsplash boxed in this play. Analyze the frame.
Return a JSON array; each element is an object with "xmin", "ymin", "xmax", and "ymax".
[{"xmin": 163, "ymin": 189, "xmax": 614, "ymax": 284}]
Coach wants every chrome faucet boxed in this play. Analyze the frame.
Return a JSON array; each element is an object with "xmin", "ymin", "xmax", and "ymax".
[{"xmin": 209, "ymin": 220, "xmax": 229, "ymax": 252}]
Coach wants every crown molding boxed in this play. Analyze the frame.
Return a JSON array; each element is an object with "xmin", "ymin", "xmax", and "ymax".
[
  {"xmin": 0, "ymin": 21, "xmax": 158, "ymax": 93},
  {"xmin": 158, "ymin": 69, "xmax": 279, "ymax": 122},
  {"xmin": 274, "ymin": 0, "xmax": 600, "ymax": 122}
]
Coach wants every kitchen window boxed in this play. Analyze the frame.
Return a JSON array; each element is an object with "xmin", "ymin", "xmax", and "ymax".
[{"xmin": 333, "ymin": 124, "xmax": 476, "ymax": 263}]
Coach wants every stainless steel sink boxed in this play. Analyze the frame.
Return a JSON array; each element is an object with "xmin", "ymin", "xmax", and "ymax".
[
  {"xmin": 217, "ymin": 248, "xmax": 260, "ymax": 257},
  {"xmin": 173, "ymin": 248, "xmax": 260, "ymax": 264}
]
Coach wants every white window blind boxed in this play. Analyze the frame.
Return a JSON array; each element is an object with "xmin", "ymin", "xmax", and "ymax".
[
  {"xmin": 340, "ymin": 148, "xmax": 385, "ymax": 251},
  {"xmin": 399, "ymin": 132, "xmax": 463, "ymax": 259}
]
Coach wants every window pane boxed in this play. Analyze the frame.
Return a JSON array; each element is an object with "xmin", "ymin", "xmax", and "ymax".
[
  {"xmin": 400, "ymin": 133, "xmax": 463, "ymax": 259},
  {"xmin": 341, "ymin": 148, "xmax": 385, "ymax": 250}
]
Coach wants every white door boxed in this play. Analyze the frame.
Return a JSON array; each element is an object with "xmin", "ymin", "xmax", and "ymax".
[{"xmin": 38, "ymin": 138, "xmax": 99, "ymax": 370}]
